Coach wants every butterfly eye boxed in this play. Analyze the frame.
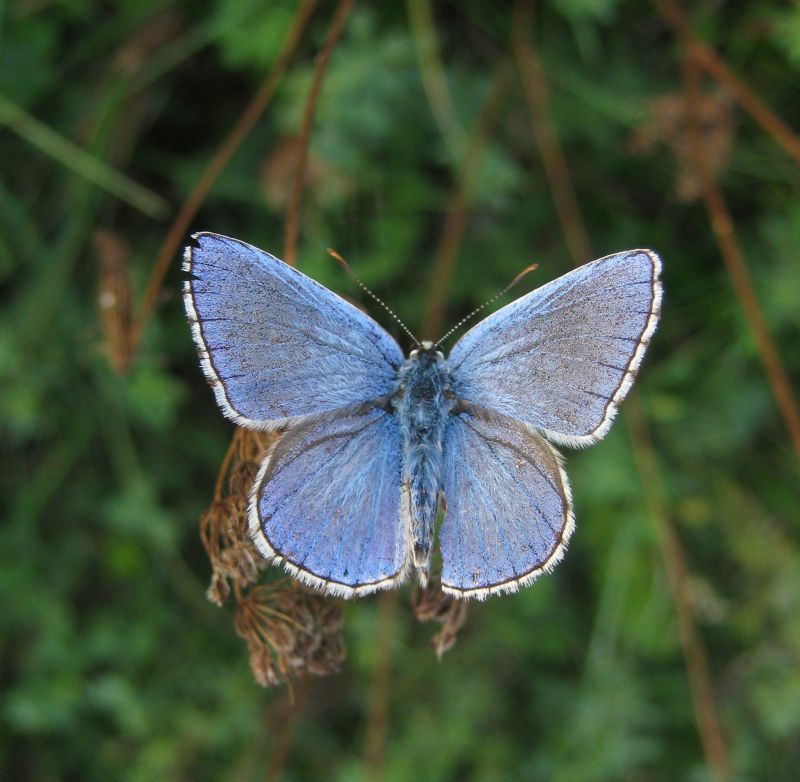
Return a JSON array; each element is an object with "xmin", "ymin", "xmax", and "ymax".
[{"xmin": 409, "ymin": 349, "xmax": 419, "ymax": 359}]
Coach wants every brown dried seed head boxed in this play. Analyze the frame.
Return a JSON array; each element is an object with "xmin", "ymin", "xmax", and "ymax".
[
  {"xmin": 629, "ymin": 89, "xmax": 733, "ymax": 202},
  {"xmin": 233, "ymin": 582, "xmax": 346, "ymax": 688},
  {"xmin": 200, "ymin": 425, "xmax": 345, "ymax": 686},
  {"xmin": 431, "ymin": 600, "xmax": 468, "ymax": 660},
  {"xmin": 413, "ymin": 584, "xmax": 454, "ymax": 622},
  {"xmin": 248, "ymin": 644, "xmax": 281, "ymax": 688},
  {"xmin": 413, "ymin": 583, "xmax": 469, "ymax": 659},
  {"xmin": 228, "ymin": 460, "xmax": 259, "ymax": 500}
]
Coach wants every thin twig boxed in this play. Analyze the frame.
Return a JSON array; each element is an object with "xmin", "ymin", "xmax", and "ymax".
[
  {"xmin": 263, "ymin": 680, "xmax": 309, "ymax": 782},
  {"xmin": 512, "ymin": 0, "xmax": 591, "ymax": 265},
  {"xmin": 653, "ymin": 0, "xmax": 800, "ymax": 167},
  {"xmin": 255, "ymin": 2, "xmax": 357, "ymax": 776},
  {"xmin": 284, "ymin": 0, "xmax": 356, "ymax": 265},
  {"xmin": 406, "ymin": 0, "xmax": 466, "ymax": 160},
  {"xmin": 131, "ymin": 0, "xmax": 319, "ymax": 350},
  {"xmin": 626, "ymin": 401, "xmax": 730, "ymax": 782},
  {"xmin": 682, "ymin": 53, "xmax": 800, "ymax": 457},
  {"xmin": 421, "ymin": 59, "xmax": 514, "ymax": 340},
  {"xmin": 363, "ymin": 590, "xmax": 398, "ymax": 782},
  {"xmin": 214, "ymin": 429, "xmax": 241, "ymax": 500},
  {"xmin": 512, "ymin": 2, "xmax": 731, "ymax": 776}
]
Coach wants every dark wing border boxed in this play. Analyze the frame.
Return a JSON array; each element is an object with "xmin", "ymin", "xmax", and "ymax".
[{"xmin": 183, "ymin": 233, "xmax": 266, "ymax": 428}]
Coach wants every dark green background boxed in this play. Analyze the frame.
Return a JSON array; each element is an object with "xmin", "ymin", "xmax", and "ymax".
[{"xmin": 2, "ymin": 1, "xmax": 799, "ymax": 780}]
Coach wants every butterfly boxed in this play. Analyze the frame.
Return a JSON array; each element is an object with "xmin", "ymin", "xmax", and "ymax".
[{"xmin": 184, "ymin": 233, "xmax": 661, "ymax": 600}]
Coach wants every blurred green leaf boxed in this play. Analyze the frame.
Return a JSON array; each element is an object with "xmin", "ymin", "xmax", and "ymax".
[{"xmin": 2, "ymin": 2, "xmax": 799, "ymax": 780}]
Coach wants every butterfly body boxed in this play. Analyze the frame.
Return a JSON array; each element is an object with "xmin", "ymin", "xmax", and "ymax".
[
  {"xmin": 184, "ymin": 233, "xmax": 662, "ymax": 600},
  {"xmin": 393, "ymin": 343, "xmax": 455, "ymax": 580}
]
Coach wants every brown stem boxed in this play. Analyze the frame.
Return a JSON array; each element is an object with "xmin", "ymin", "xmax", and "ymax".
[
  {"xmin": 256, "ymin": 3, "xmax": 357, "ymax": 775},
  {"xmin": 130, "ymin": 0, "xmax": 319, "ymax": 350},
  {"xmin": 363, "ymin": 52, "xmax": 513, "ymax": 782},
  {"xmin": 363, "ymin": 590, "xmax": 398, "ymax": 782},
  {"xmin": 682, "ymin": 54, "xmax": 800, "ymax": 457},
  {"xmin": 512, "ymin": 0, "xmax": 591, "ymax": 266},
  {"xmin": 213, "ymin": 429, "xmax": 240, "ymax": 500},
  {"xmin": 262, "ymin": 679, "xmax": 309, "ymax": 782},
  {"xmin": 512, "ymin": 2, "xmax": 731, "ymax": 774},
  {"xmin": 284, "ymin": 0, "xmax": 356, "ymax": 265},
  {"xmin": 653, "ymin": 0, "xmax": 800, "ymax": 167},
  {"xmin": 627, "ymin": 400, "xmax": 730, "ymax": 782},
  {"xmin": 406, "ymin": 0, "xmax": 466, "ymax": 159},
  {"xmin": 420, "ymin": 59, "xmax": 514, "ymax": 340}
]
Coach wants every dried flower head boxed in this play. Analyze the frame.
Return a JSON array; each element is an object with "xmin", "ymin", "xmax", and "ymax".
[
  {"xmin": 413, "ymin": 583, "xmax": 469, "ymax": 660},
  {"xmin": 200, "ymin": 425, "xmax": 469, "ymax": 685},
  {"xmin": 235, "ymin": 582, "xmax": 346, "ymax": 688},
  {"xmin": 199, "ymin": 429, "xmax": 276, "ymax": 605},
  {"xmin": 629, "ymin": 87, "xmax": 733, "ymax": 201},
  {"xmin": 199, "ymin": 427, "xmax": 346, "ymax": 687}
]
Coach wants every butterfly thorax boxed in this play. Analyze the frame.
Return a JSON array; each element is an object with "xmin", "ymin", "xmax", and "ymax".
[{"xmin": 392, "ymin": 344, "xmax": 454, "ymax": 582}]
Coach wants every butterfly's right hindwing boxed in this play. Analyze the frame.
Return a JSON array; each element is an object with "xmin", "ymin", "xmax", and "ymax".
[
  {"xmin": 439, "ymin": 406, "xmax": 573, "ymax": 599},
  {"xmin": 183, "ymin": 233, "xmax": 404, "ymax": 428}
]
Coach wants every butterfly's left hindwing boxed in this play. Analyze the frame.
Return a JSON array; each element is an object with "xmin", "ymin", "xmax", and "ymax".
[
  {"xmin": 249, "ymin": 405, "xmax": 410, "ymax": 597},
  {"xmin": 184, "ymin": 233, "xmax": 404, "ymax": 429}
]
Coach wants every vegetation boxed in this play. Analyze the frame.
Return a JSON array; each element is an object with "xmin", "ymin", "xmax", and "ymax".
[{"xmin": 2, "ymin": 1, "xmax": 799, "ymax": 779}]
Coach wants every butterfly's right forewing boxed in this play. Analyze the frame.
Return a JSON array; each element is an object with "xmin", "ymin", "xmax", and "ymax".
[
  {"xmin": 448, "ymin": 250, "xmax": 661, "ymax": 447},
  {"xmin": 184, "ymin": 232, "xmax": 404, "ymax": 429}
]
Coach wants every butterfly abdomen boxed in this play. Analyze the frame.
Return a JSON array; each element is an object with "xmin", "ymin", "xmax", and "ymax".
[{"xmin": 393, "ymin": 347, "xmax": 454, "ymax": 582}]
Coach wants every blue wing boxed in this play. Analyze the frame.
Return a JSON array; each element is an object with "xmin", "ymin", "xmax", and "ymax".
[
  {"xmin": 448, "ymin": 250, "xmax": 662, "ymax": 447},
  {"xmin": 248, "ymin": 404, "xmax": 410, "ymax": 597},
  {"xmin": 439, "ymin": 405, "xmax": 573, "ymax": 599},
  {"xmin": 183, "ymin": 233, "xmax": 404, "ymax": 428}
]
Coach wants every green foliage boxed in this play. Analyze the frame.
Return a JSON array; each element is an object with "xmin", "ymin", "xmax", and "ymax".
[{"xmin": 2, "ymin": 1, "xmax": 799, "ymax": 780}]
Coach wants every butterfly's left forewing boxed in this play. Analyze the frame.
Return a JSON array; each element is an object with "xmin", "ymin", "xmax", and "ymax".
[
  {"xmin": 184, "ymin": 232, "xmax": 404, "ymax": 429},
  {"xmin": 249, "ymin": 404, "xmax": 410, "ymax": 597}
]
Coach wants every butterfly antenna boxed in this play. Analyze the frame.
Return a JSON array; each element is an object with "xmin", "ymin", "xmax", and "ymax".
[
  {"xmin": 433, "ymin": 262, "xmax": 539, "ymax": 349},
  {"xmin": 327, "ymin": 248, "xmax": 421, "ymax": 348}
]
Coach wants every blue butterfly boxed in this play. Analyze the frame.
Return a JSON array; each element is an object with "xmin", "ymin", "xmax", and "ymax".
[{"xmin": 184, "ymin": 233, "xmax": 661, "ymax": 600}]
